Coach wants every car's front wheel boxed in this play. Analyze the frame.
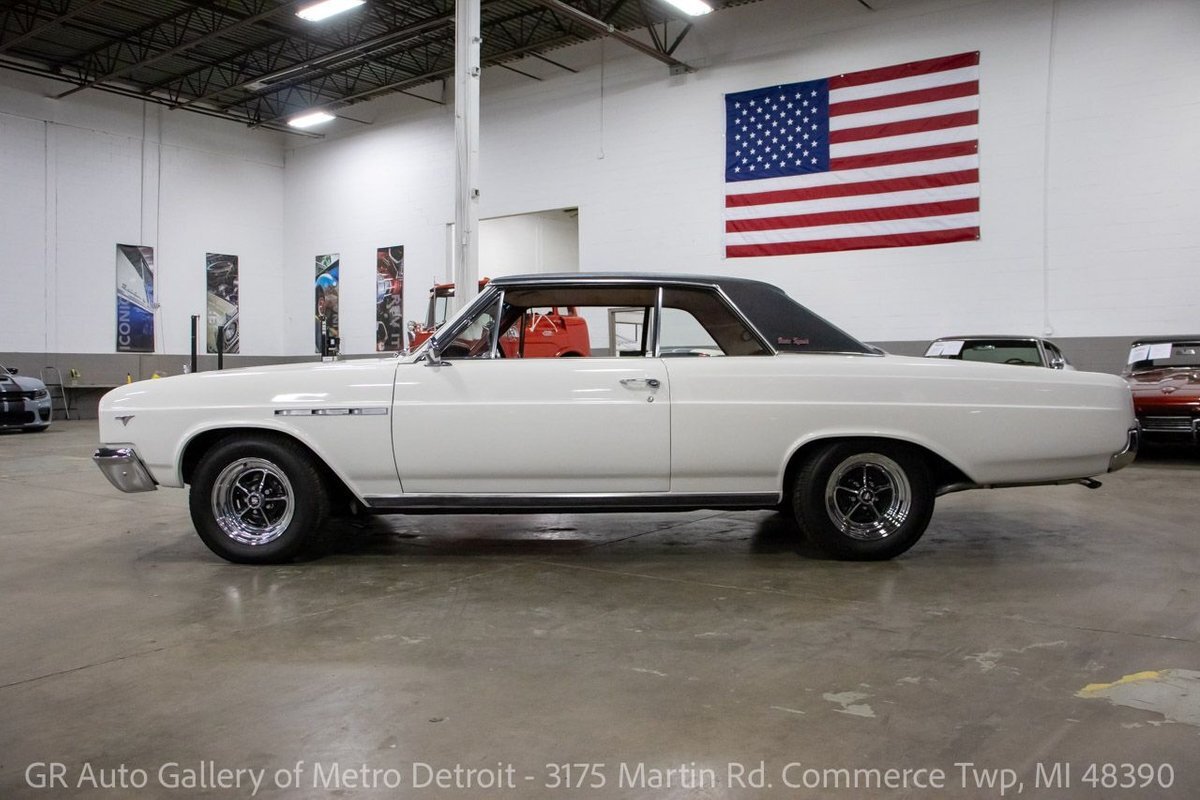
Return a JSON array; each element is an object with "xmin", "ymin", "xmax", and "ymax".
[
  {"xmin": 792, "ymin": 441, "xmax": 934, "ymax": 560},
  {"xmin": 189, "ymin": 435, "xmax": 329, "ymax": 564}
]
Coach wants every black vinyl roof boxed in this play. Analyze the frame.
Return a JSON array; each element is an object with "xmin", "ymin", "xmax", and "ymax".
[
  {"xmin": 0, "ymin": 0, "xmax": 761, "ymax": 136},
  {"xmin": 490, "ymin": 272, "xmax": 872, "ymax": 355}
]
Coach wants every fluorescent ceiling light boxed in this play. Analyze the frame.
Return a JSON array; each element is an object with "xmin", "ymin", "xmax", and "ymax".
[
  {"xmin": 660, "ymin": 0, "xmax": 713, "ymax": 15},
  {"xmin": 289, "ymin": 110, "xmax": 336, "ymax": 128},
  {"xmin": 296, "ymin": 0, "xmax": 365, "ymax": 22}
]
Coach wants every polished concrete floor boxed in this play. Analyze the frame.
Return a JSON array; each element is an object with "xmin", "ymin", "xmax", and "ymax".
[{"xmin": 2, "ymin": 420, "xmax": 1198, "ymax": 799}]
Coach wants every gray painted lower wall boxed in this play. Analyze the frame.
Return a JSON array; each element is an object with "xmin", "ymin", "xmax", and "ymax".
[
  {"xmin": 1, "ymin": 352, "xmax": 321, "ymax": 420},
  {"xmin": 6, "ymin": 337, "xmax": 1138, "ymax": 422}
]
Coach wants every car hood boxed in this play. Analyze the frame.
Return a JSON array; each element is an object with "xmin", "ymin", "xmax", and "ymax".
[{"xmin": 0, "ymin": 372, "xmax": 45, "ymax": 392}]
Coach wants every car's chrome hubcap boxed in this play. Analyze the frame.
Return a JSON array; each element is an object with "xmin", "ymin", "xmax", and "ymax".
[
  {"xmin": 211, "ymin": 458, "xmax": 294, "ymax": 545},
  {"xmin": 825, "ymin": 453, "xmax": 911, "ymax": 541}
]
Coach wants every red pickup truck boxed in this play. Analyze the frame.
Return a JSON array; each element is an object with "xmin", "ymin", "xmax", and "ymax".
[{"xmin": 409, "ymin": 280, "xmax": 591, "ymax": 358}]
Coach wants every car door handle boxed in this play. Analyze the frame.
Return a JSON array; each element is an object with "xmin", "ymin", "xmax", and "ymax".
[{"xmin": 620, "ymin": 378, "xmax": 661, "ymax": 389}]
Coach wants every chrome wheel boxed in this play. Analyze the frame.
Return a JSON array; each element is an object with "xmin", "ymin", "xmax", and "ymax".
[
  {"xmin": 210, "ymin": 457, "xmax": 295, "ymax": 546},
  {"xmin": 824, "ymin": 452, "xmax": 912, "ymax": 541}
]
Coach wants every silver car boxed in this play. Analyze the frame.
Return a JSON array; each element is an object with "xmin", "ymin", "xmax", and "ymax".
[{"xmin": 0, "ymin": 364, "xmax": 52, "ymax": 432}]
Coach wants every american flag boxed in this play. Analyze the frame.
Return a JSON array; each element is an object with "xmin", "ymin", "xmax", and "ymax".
[{"xmin": 724, "ymin": 52, "xmax": 980, "ymax": 258}]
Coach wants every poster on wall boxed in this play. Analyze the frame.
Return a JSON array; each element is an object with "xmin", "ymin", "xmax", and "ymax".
[
  {"xmin": 375, "ymin": 245, "xmax": 404, "ymax": 351},
  {"xmin": 314, "ymin": 253, "xmax": 339, "ymax": 354},
  {"xmin": 723, "ymin": 52, "xmax": 980, "ymax": 258},
  {"xmin": 206, "ymin": 253, "xmax": 239, "ymax": 354},
  {"xmin": 115, "ymin": 243, "xmax": 155, "ymax": 353}
]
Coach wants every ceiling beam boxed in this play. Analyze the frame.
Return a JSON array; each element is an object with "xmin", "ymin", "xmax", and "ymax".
[
  {"xmin": 526, "ymin": 0, "xmax": 691, "ymax": 71},
  {"xmin": 0, "ymin": 53, "xmax": 320, "ymax": 136},
  {"xmin": 54, "ymin": 0, "xmax": 293, "ymax": 100},
  {"xmin": 197, "ymin": 11, "xmax": 454, "ymax": 111},
  {"xmin": 0, "ymin": 0, "xmax": 108, "ymax": 55}
]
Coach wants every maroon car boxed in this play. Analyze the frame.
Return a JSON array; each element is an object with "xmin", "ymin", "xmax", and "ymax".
[{"xmin": 1123, "ymin": 337, "xmax": 1200, "ymax": 442}]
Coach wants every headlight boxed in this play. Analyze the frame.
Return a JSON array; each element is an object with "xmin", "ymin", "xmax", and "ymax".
[{"xmin": 34, "ymin": 389, "xmax": 50, "ymax": 400}]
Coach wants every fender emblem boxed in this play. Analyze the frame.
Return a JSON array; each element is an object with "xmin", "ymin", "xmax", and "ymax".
[{"xmin": 116, "ymin": 415, "xmax": 135, "ymax": 426}]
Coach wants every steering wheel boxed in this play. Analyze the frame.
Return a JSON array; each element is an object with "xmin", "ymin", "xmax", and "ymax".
[{"xmin": 1004, "ymin": 358, "xmax": 1027, "ymax": 365}]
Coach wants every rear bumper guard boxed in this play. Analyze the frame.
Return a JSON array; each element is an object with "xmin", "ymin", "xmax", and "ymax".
[{"xmin": 1108, "ymin": 426, "xmax": 1140, "ymax": 473}]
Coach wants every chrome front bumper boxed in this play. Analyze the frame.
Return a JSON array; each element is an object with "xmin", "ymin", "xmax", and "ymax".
[
  {"xmin": 1108, "ymin": 426, "xmax": 1140, "ymax": 473},
  {"xmin": 93, "ymin": 447, "xmax": 158, "ymax": 493}
]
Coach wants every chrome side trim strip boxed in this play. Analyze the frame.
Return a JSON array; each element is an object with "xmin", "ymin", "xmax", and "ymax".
[
  {"xmin": 274, "ymin": 408, "xmax": 388, "ymax": 416},
  {"xmin": 360, "ymin": 492, "xmax": 780, "ymax": 513}
]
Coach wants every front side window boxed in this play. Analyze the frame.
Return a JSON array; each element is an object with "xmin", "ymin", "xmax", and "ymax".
[
  {"xmin": 432, "ymin": 283, "xmax": 771, "ymax": 360},
  {"xmin": 439, "ymin": 294, "xmax": 502, "ymax": 359}
]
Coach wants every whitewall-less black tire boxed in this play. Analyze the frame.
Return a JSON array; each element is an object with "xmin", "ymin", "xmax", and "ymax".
[
  {"xmin": 792, "ymin": 441, "xmax": 934, "ymax": 561},
  {"xmin": 188, "ymin": 434, "xmax": 329, "ymax": 564}
]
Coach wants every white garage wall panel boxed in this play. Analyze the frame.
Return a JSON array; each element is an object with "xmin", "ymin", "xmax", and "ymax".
[
  {"xmin": 0, "ymin": 71, "xmax": 285, "ymax": 356},
  {"xmin": 284, "ymin": 0, "xmax": 1199, "ymax": 354},
  {"xmin": 283, "ymin": 112, "xmax": 452, "ymax": 356},
  {"xmin": 2, "ymin": 0, "xmax": 1197, "ymax": 358},
  {"xmin": 479, "ymin": 211, "xmax": 580, "ymax": 278},
  {"xmin": 0, "ymin": 111, "xmax": 48, "ymax": 353}
]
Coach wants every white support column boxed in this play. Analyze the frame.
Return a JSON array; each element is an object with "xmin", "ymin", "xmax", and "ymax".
[{"xmin": 453, "ymin": 0, "xmax": 481, "ymax": 311}]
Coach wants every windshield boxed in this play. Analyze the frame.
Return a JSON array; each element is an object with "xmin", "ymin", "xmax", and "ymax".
[
  {"xmin": 1126, "ymin": 341, "xmax": 1200, "ymax": 373},
  {"xmin": 414, "ymin": 288, "xmax": 498, "ymax": 357}
]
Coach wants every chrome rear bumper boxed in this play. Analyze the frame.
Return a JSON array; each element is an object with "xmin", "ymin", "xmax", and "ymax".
[
  {"xmin": 93, "ymin": 447, "xmax": 158, "ymax": 493},
  {"xmin": 1108, "ymin": 426, "xmax": 1140, "ymax": 473}
]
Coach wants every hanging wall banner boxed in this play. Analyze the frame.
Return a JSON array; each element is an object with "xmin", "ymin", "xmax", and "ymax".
[
  {"xmin": 315, "ymin": 253, "xmax": 340, "ymax": 354},
  {"xmin": 206, "ymin": 253, "xmax": 240, "ymax": 354},
  {"xmin": 376, "ymin": 245, "xmax": 404, "ymax": 351},
  {"xmin": 115, "ymin": 244, "xmax": 155, "ymax": 353}
]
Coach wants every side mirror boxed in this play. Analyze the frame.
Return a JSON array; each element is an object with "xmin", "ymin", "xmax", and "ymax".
[{"xmin": 1050, "ymin": 357, "xmax": 1066, "ymax": 370}]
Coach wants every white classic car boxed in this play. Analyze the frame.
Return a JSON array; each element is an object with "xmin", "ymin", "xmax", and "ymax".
[{"xmin": 94, "ymin": 274, "xmax": 1138, "ymax": 563}]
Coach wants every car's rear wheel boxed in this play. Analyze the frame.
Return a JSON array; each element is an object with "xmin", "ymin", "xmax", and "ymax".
[
  {"xmin": 189, "ymin": 435, "xmax": 329, "ymax": 564},
  {"xmin": 792, "ymin": 441, "xmax": 934, "ymax": 560}
]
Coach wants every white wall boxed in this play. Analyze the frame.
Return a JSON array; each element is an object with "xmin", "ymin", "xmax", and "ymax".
[
  {"xmin": 283, "ymin": 0, "xmax": 1200, "ymax": 351},
  {"xmin": 480, "ymin": 210, "xmax": 580, "ymax": 278},
  {"xmin": 3, "ymin": 0, "xmax": 1197, "ymax": 357},
  {"xmin": 0, "ymin": 71, "xmax": 285, "ymax": 355}
]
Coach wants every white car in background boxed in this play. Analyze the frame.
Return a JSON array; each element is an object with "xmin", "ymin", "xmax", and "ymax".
[
  {"xmin": 924, "ymin": 336, "xmax": 1076, "ymax": 369},
  {"xmin": 93, "ymin": 274, "xmax": 1137, "ymax": 564},
  {"xmin": 1, "ymin": 363, "xmax": 52, "ymax": 433}
]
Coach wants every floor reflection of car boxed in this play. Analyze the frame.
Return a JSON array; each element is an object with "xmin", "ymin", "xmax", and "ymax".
[
  {"xmin": 0, "ymin": 364, "xmax": 52, "ymax": 432},
  {"xmin": 924, "ymin": 336, "xmax": 1074, "ymax": 369},
  {"xmin": 94, "ymin": 273, "xmax": 1137, "ymax": 566},
  {"xmin": 1123, "ymin": 337, "xmax": 1200, "ymax": 443}
]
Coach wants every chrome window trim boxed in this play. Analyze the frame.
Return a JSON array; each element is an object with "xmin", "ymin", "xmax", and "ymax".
[
  {"xmin": 418, "ymin": 285, "xmax": 502, "ymax": 358},
  {"xmin": 708, "ymin": 284, "xmax": 777, "ymax": 356},
  {"xmin": 425, "ymin": 276, "xmax": 879, "ymax": 361},
  {"xmin": 652, "ymin": 286, "xmax": 663, "ymax": 358},
  {"xmin": 489, "ymin": 288, "xmax": 505, "ymax": 358}
]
